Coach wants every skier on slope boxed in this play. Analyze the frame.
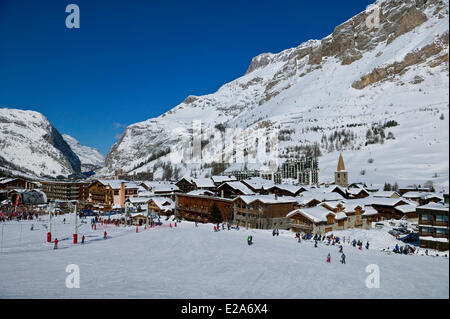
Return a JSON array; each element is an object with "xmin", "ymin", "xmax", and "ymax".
[
  {"xmin": 104, "ymin": 231, "xmax": 107, "ymax": 239},
  {"xmin": 341, "ymin": 253, "xmax": 346, "ymax": 264},
  {"xmin": 326, "ymin": 253, "xmax": 331, "ymax": 263},
  {"xmin": 247, "ymin": 235, "xmax": 253, "ymax": 246},
  {"xmin": 366, "ymin": 242, "xmax": 370, "ymax": 250},
  {"xmin": 314, "ymin": 240, "xmax": 318, "ymax": 248},
  {"xmin": 339, "ymin": 245, "xmax": 343, "ymax": 253},
  {"xmin": 54, "ymin": 238, "xmax": 58, "ymax": 250}
]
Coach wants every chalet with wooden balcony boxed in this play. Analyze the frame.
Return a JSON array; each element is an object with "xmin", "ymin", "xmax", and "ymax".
[
  {"xmin": 0, "ymin": 177, "xmax": 38, "ymax": 191},
  {"xmin": 148, "ymin": 197, "xmax": 175, "ymax": 216},
  {"xmin": 88, "ymin": 180, "xmax": 138, "ymax": 211},
  {"xmin": 370, "ymin": 197, "xmax": 415, "ymax": 220},
  {"xmin": 287, "ymin": 200, "xmax": 376, "ymax": 234},
  {"xmin": 233, "ymin": 195, "xmax": 297, "ymax": 229},
  {"xmin": 417, "ymin": 202, "xmax": 449, "ymax": 251},
  {"xmin": 40, "ymin": 180, "xmax": 89, "ymax": 202},
  {"xmin": 175, "ymin": 193, "xmax": 233, "ymax": 223}
]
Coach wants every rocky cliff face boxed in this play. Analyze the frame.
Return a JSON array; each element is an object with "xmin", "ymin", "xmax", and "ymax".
[
  {"xmin": 0, "ymin": 108, "xmax": 82, "ymax": 178},
  {"xmin": 102, "ymin": 0, "xmax": 449, "ymax": 187}
]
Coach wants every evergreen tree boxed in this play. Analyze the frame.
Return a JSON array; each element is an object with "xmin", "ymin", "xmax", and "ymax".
[{"xmin": 393, "ymin": 182, "xmax": 399, "ymax": 192}]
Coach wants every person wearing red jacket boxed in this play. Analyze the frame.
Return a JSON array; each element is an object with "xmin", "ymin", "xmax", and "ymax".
[
  {"xmin": 104, "ymin": 231, "xmax": 107, "ymax": 239},
  {"xmin": 54, "ymin": 238, "xmax": 58, "ymax": 249}
]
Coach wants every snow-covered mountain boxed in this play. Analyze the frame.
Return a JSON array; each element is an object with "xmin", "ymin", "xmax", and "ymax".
[
  {"xmin": 62, "ymin": 134, "xmax": 105, "ymax": 172},
  {"xmin": 0, "ymin": 108, "xmax": 82, "ymax": 178},
  {"xmin": 102, "ymin": 0, "xmax": 449, "ymax": 190}
]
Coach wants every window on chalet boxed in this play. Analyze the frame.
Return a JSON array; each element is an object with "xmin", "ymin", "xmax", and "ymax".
[
  {"xmin": 436, "ymin": 215, "xmax": 448, "ymax": 222},
  {"xmin": 436, "ymin": 228, "xmax": 448, "ymax": 235},
  {"xmin": 421, "ymin": 214, "xmax": 432, "ymax": 221},
  {"xmin": 421, "ymin": 226, "xmax": 433, "ymax": 233}
]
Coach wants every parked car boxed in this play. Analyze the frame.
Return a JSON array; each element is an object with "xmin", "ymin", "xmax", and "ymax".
[
  {"xmin": 81, "ymin": 209, "xmax": 96, "ymax": 217},
  {"xmin": 400, "ymin": 232, "xmax": 419, "ymax": 244},
  {"xmin": 375, "ymin": 223, "xmax": 384, "ymax": 229},
  {"xmin": 393, "ymin": 226, "xmax": 409, "ymax": 234},
  {"xmin": 388, "ymin": 229, "xmax": 403, "ymax": 237}
]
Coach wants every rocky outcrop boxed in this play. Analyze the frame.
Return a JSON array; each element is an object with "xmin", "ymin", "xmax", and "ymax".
[
  {"xmin": 386, "ymin": 7, "xmax": 428, "ymax": 44},
  {"xmin": 352, "ymin": 32, "xmax": 449, "ymax": 89}
]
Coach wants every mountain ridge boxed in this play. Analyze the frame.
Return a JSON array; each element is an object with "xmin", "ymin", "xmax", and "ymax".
[{"xmin": 100, "ymin": 0, "xmax": 449, "ymax": 189}]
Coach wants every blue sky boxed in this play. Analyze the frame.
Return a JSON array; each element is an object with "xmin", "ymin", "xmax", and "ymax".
[{"xmin": 0, "ymin": 0, "xmax": 373, "ymax": 155}]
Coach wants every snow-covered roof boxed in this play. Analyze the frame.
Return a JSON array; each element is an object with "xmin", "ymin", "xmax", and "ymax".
[
  {"xmin": 402, "ymin": 191, "xmax": 443, "ymax": 200},
  {"xmin": 301, "ymin": 189, "xmax": 345, "ymax": 202},
  {"xmin": 287, "ymin": 206, "xmax": 335, "ymax": 223},
  {"xmin": 373, "ymin": 191, "xmax": 400, "ymax": 198},
  {"xmin": 138, "ymin": 190, "xmax": 153, "ymax": 197},
  {"xmin": 335, "ymin": 212, "xmax": 348, "ymax": 220},
  {"xmin": 328, "ymin": 185, "xmax": 347, "ymax": 194},
  {"xmin": 370, "ymin": 197, "xmax": 410, "ymax": 207},
  {"xmin": 217, "ymin": 181, "xmax": 254, "ymax": 195},
  {"xmin": 211, "ymin": 175, "xmax": 237, "ymax": 183},
  {"xmin": 96, "ymin": 180, "xmax": 139, "ymax": 190},
  {"xmin": 269, "ymin": 184, "xmax": 305, "ymax": 195},
  {"xmin": 419, "ymin": 236, "xmax": 449, "ymax": 243},
  {"xmin": 141, "ymin": 181, "xmax": 180, "ymax": 192},
  {"xmin": 347, "ymin": 187, "xmax": 369, "ymax": 195},
  {"xmin": 395, "ymin": 204, "xmax": 416, "ymax": 214},
  {"xmin": 417, "ymin": 202, "xmax": 449, "ymax": 212},
  {"xmin": 176, "ymin": 177, "xmax": 194, "ymax": 184},
  {"xmin": 0, "ymin": 178, "xmax": 17, "ymax": 184},
  {"xmin": 294, "ymin": 195, "xmax": 322, "ymax": 206},
  {"xmin": 186, "ymin": 189, "xmax": 215, "ymax": 196},
  {"xmin": 234, "ymin": 194, "xmax": 296, "ymax": 205},
  {"xmin": 149, "ymin": 197, "xmax": 175, "ymax": 211},
  {"xmin": 126, "ymin": 197, "xmax": 152, "ymax": 204},
  {"xmin": 192, "ymin": 178, "xmax": 215, "ymax": 188},
  {"xmin": 320, "ymin": 201, "xmax": 344, "ymax": 210},
  {"xmin": 343, "ymin": 202, "xmax": 364, "ymax": 213},
  {"xmin": 242, "ymin": 177, "xmax": 275, "ymax": 190},
  {"xmin": 362, "ymin": 206, "xmax": 378, "ymax": 216}
]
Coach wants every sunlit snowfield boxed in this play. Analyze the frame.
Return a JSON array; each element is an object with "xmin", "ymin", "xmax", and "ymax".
[{"xmin": 0, "ymin": 214, "xmax": 448, "ymax": 298}]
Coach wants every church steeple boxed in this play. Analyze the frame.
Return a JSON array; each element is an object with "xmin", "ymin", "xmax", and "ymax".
[
  {"xmin": 335, "ymin": 153, "xmax": 348, "ymax": 187},
  {"xmin": 337, "ymin": 153, "xmax": 345, "ymax": 171}
]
